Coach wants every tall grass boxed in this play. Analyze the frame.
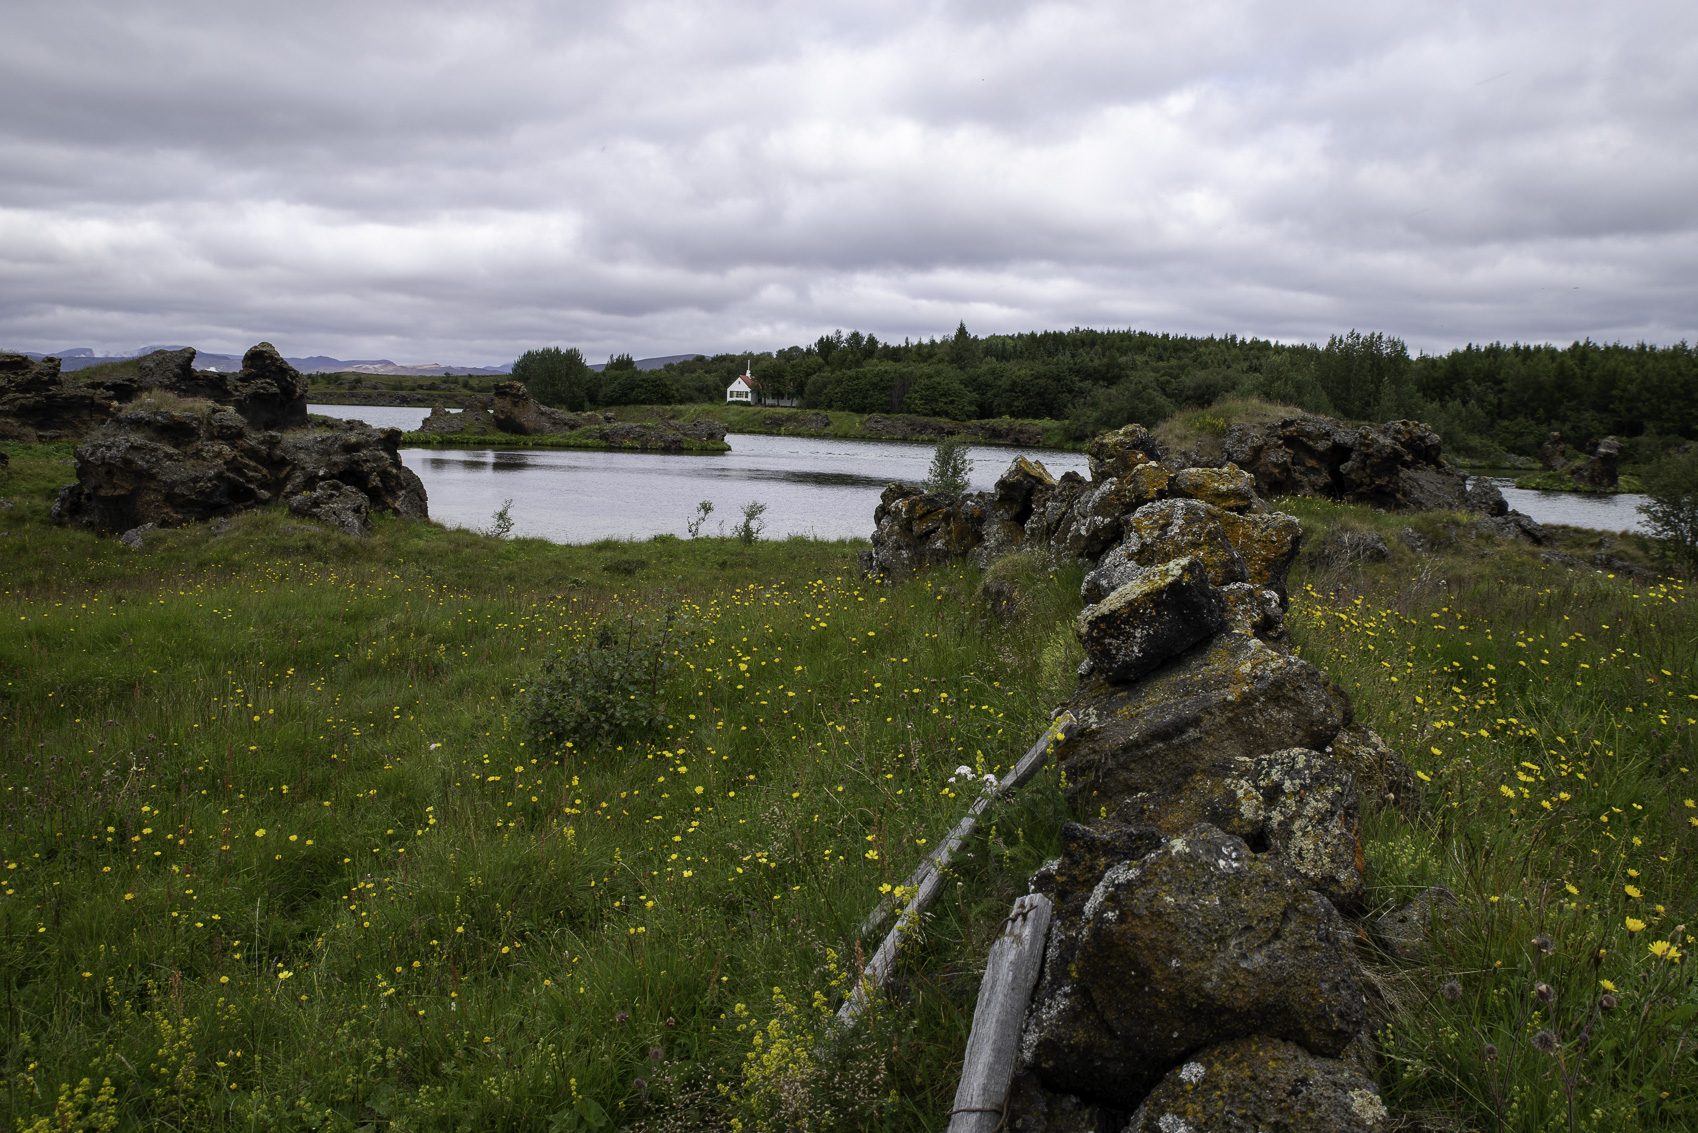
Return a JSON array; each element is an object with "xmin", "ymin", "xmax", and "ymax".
[
  {"xmin": 1284, "ymin": 497, "xmax": 1697, "ymax": 1132},
  {"xmin": 0, "ymin": 442, "xmax": 1082, "ymax": 1131}
]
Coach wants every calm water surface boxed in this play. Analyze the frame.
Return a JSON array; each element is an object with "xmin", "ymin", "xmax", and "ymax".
[
  {"xmin": 309, "ymin": 404, "xmax": 1087, "ymax": 542},
  {"xmin": 306, "ymin": 407, "xmax": 1652, "ymax": 540}
]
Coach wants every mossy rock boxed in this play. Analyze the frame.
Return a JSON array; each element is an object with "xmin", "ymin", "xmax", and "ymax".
[
  {"xmin": 1059, "ymin": 630, "xmax": 1351, "ymax": 816},
  {"xmin": 1127, "ymin": 1034, "xmax": 1389, "ymax": 1132},
  {"xmin": 1021, "ymin": 824, "xmax": 1367, "ymax": 1111},
  {"xmin": 1076, "ymin": 556, "xmax": 1226, "ymax": 684}
]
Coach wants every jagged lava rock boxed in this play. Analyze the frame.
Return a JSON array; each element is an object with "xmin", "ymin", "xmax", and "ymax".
[
  {"xmin": 1372, "ymin": 885, "xmax": 1465, "ymax": 962},
  {"xmin": 1127, "ymin": 1035, "xmax": 1388, "ymax": 1133},
  {"xmin": 1028, "ymin": 820, "xmax": 1169, "ymax": 923},
  {"xmin": 1169, "ymin": 464, "xmax": 1263, "ymax": 513},
  {"xmin": 53, "ymin": 409, "xmax": 425, "ymax": 533},
  {"xmin": 1058, "ymin": 629, "xmax": 1351, "ymax": 814},
  {"xmin": 491, "ymin": 381, "xmax": 590, "ymax": 434},
  {"xmin": 1021, "ymin": 824, "xmax": 1367, "ymax": 1110},
  {"xmin": 1077, "ymin": 556, "xmax": 1226, "ymax": 684},
  {"xmin": 865, "ymin": 483, "xmax": 983, "ymax": 580},
  {"xmin": 1571, "ymin": 436, "xmax": 1621, "ymax": 490},
  {"xmin": 1087, "ymin": 423, "xmax": 1164, "ymax": 481},
  {"xmin": 1108, "ymin": 747, "xmax": 1366, "ymax": 912},
  {"xmin": 1219, "ymin": 582, "xmax": 1286, "ymax": 642},
  {"xmin": 0, "ymin": 353, "xmax": 128, "ymax": 441},
  {"xmin": 286, "ymin": 479, "xmax": 372, "ymax": 537},
  {"xmin": 1223, "ymin": 414, "xmax": 1471, "ymax": 512},
  {"xmin": 1327, "ymin": 723, "xmax": 1417, "ymax": 815}
]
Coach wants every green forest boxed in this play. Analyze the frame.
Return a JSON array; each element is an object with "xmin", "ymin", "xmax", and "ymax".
[{"xmin": 512, "ymin": 326, "xmax": 1698, "ymax": 465}]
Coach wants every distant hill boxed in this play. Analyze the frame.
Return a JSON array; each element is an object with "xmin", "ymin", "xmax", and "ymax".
[
  {"xmin": 9, "ymin": 347, "xmax": 513, "ymax": 376},
  {"xmin": 587, "ymin": 353, "xmax": 704, "ymax": 373}
]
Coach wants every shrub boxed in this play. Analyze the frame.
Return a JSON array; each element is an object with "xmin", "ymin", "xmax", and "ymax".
[
  {"xmin": 1638, "ymin": 447, "xmax": 1698, "ymax": 570},
  {"xmin": 523, "ymin": 609, "xmax": 677, "ymax": 747},
  {"xmin": 734, "ymin": 501, "xmax": 768, "ymax": 545},
  {"xmin": 923, "ymin": 435, "xmax": 973, "ymax": 496}
]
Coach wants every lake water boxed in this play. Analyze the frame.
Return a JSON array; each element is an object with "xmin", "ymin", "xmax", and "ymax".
[
  {"xmin": 309, "ymin": 403, "xmax": 1088, "ymax": 542},
  {"xmin": 306, "ymin": 405, "xmax": 1653, "ymax": 541}
]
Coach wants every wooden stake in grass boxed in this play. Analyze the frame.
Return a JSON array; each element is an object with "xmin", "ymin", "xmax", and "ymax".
[
  {"xmin": 946, "ymin": 892, "xmax": 1052, "ymax": 1133},
  {"xmin": 838, "ymin": 711, "xmax": 1074, "ymax": 1028}
]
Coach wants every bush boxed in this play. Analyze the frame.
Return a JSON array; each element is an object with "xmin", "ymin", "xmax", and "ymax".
[
  {"xmin": 523, "ymin": 610, "xmax": 677, "ymax": 747},
  {"xmin": 1638, "ymin": 447, "xmax": 1698, "ymax": 570},
  {"xmin": 512, "ymin": 346, "xmax": 592, "ymax": 411},
  {"xmin": 923, "ymin": 435, "xmax": 972, "ymax": 495}
]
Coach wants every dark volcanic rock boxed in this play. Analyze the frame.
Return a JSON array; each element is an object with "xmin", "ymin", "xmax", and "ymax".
[
  {"xmin": 1372, "ymin": 885, "xmax": 1465, "ymax": 962},
  {"xmin": 1006, "ymin": 1073, "xmax": 1126, "ymax": 1133},
  {"xmin": 866, "ymin": 483, "xmax": 984, "ymax": 580},
  {"xmin": 1076, "ymin": 556, "xmax": 1226, "ymax": 684},
  {"xmin": 1086, "ymin": 423, "xmax": 1165, "ymax": 482},
  {"xmin": 1106, "ymin": 747, "xmax": 1367, "ymax": 912},
  {"xmin": 223, "ymin": 342, "xmax": 309, "ymax": 430},
  {"xmin": 1020, "ymin": 824, "xmax": 1368, "ymax": 1110},
  {"xmin": 53, "ymin": 408, "xmax": 426, "ymax": 533},
  {"xmin": 1466, "ymin": 476, "xmax": 1509, "ymax": 516},
  {"xmin": 1328, "ymin": 723, "xmax": 1418, "ymax": 816},
  {"xmin": 491, "ymin": 381, "xmax": 589, "ymax": 434},
  {"xmin": 287, "ymin": 479, "xmax": 372, "ymax": 537},
  {"xmin": 1223, "ymin": 414, "xmax": 1470, "ymax": 511},
  {"xmin": 1540, "ymin": 431, "xmax": 1568, "ymax": 471},
  {"xmin": 1127, "ymin": 1035, "xmax": 1389, "ymax": 1133},
  {"xmin": 0, "ymin": 353, "xmax": 127, "ymax": 441},
  {"xmin": 1057, "ymin": 630, "xmax": 1352, "ymax": 815},
  {"xmin": 1571, "ymin": 436, "xmax": 1621, "ymax": 490}
]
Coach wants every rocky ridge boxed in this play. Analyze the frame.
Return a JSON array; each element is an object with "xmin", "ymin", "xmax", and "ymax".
[
  {"xmin": 863, "ymin": 425, "xmax": 1412, "ymax": 1129},
  {"xmin": 0, "ymin": 345, "xmax": 430, "ymax": 537},
  {"xmin": 415, "ymin": 382, "xmax": 729, "ymax": 451}
]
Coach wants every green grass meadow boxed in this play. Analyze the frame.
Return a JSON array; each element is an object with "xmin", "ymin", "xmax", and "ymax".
[{"xmin": 1, "ymin": 441, "xmax": 1694, "ymax": 1131}]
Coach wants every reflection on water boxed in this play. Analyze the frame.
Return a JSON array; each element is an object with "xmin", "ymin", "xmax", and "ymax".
[
  {"xmin": 312, "ymin": 406, "xmax": 1650, "ymax": 540},
  {"xmin": 308, "ymin": 403, "xmax": 438, "ymax": 431},
  {"xmin": 1487, "ymin": 478, "xmax": 1650, "ymax": 535},
  {"xmin": 401, "ymin": 433, "xmax": 1089, "ymax": 544}
]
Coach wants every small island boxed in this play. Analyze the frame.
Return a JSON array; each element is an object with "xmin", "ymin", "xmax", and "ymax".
[{"xmin": 398, "ymin": 381, "xmax": 732, "ymax": 452}]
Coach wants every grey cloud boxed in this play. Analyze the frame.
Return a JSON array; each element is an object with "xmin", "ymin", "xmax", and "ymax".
[{"xmin": 1, "ymin": 0, "xmax": 1695, "ymax": 362}]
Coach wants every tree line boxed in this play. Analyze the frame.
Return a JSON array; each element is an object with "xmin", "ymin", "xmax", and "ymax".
[{"xmin": 511, "ymin": 326, "xmax": 1698, "ymax": 463}]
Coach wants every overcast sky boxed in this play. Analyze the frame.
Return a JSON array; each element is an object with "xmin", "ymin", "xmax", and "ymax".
[{"xmin": 2, "ymin": 0, "xmax": 1695, "ymax": 365}]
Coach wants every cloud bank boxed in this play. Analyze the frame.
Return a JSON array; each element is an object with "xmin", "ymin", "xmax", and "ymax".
[{"xmin": 2, "ymin": 0, "xmax": 1695, "ymax": 364}]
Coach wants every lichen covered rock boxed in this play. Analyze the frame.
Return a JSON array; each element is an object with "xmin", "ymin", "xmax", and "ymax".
[
  {"xmin": 1058, "ymin": 630, "xmax": 1351, "ymax": 814},
  {"xmin": 1328, "ymin": 724, "xmax": 1418, "ymax": 815},
  {"xmin": 1372, "ymin": 885, "xmax": 1465, "ymax": 962},
  {"xmin": 1170, "ymin": 464, "xmax": 1262, "ymax": 513},
  {"xmin": 1215, "ymin": 508, "xmax": 1302, "ymax": 600},
  {"xmin": 1021, "ymin": 825, "xmax": 1367, "ymax": 1110},
  {"xmin": 1120, "ymin": 499, "xmax": 1250, "ymax": 586},
  {"xmin": 1076, "ymin": 557, "xmax": 1226, "ymax": 684},
  {"xmin": 1127, "ymin": 1034, "xmax": 1388, "ymax": 1133},
  {"xmin": 1087, "ymin": 423, "xmax": 1164, "ymax": 482},
  {"xmin": 286, "ymin": 479, "xmax": 372, "ymax": 537},
  {"xmin": 1219, "ymin": 582, "xmax": 1286, "ymax": 642},
  {"xmin": 1108, "ymin": 748, "xmax": 1366, "ymax": 911},
  {"xmin": 1006, "ymin": 1074, "xmax": 1126, "ymax": 1133}
]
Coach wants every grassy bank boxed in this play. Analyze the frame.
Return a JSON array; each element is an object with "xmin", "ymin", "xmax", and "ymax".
[
  {"xmin": 397, "ymin": 429, "xmax": 731, "ymax": 453},
  {"xmin": 0, "ymin": 442, "xmax": 1081, "ymax": 1131},
  {"xmin": 596, "ymin": 404, "xmax": 1076, "ymax": 450},
  {"xmin": 1, "ymin": 440, "xmax": 1693, "ymax": 1130},
  {"xmin": 1285, "ymin": 502, "xmax": 1695, "ymax": 1132}
]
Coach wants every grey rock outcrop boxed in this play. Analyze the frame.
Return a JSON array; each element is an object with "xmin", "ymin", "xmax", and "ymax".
[
  {"xmin": 1127, "ymin": 1035, "xmax": 1388, "ymax": 1133},
  {"xmin": 286, "ymin": 479, "xmax": 373, "ymax": 537},
  {"xmin": 1372, "ymin": 885, "xmax": 1464, "ymax": 962},
  {"xmin": 1222, "ymin": 414, "xmax": 1474, "ymax": 512},
  {"xmin": 1076, "ymin": 557, "xmax": 1226, "ymax": 683},
  {"xmin": 2, "ymin": 343, "xmax": 309, "ymax": 440},
  {"xmin": 1020, "ymin": 824, "xmax": 1367, "ymax": 1110},
  {"xmin": 53, "ymin": 408, "xmax": 425, "ymax": 534}
]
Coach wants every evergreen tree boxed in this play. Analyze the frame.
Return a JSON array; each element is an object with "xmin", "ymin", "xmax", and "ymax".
[{"xmin": 512, "ymin": 346, "xmax": 591, "ymax": 411}]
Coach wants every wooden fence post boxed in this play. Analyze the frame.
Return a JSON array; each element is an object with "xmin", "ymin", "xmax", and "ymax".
[{"xmin": 946, "ymin": 893, "xmax": 1053, "ymax": 1133}]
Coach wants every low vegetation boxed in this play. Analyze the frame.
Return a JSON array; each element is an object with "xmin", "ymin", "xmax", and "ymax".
[{"xmin": 0, "ymin": 441, "xmax": 1693, "ymax": 1130}]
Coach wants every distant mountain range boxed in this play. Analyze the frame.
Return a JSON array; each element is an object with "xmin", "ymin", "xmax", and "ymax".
[
  {"xmin": 9, "ymin": 346, "xmax": 704, "ymax": 376},
  {"xmin": 12, "ymin": 346, "xmax": 514, "ymax": 376}
]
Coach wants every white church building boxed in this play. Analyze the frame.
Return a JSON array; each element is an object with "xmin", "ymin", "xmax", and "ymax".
[{"xmin": 725, "ymin": 360, "xmax": 797, "ymax": 407}]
